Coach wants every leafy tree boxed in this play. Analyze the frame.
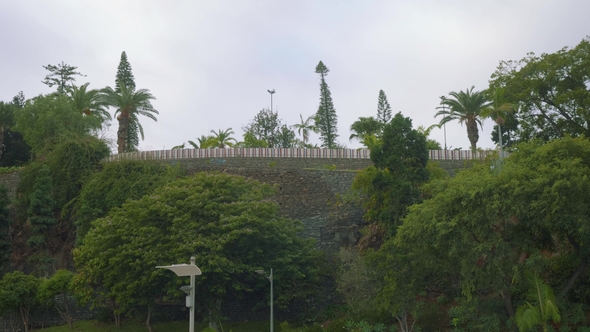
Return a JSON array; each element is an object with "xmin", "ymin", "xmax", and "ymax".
[
  {"xmin": 353, "ymin": 112, "xmax": 429, "ymax": 233},
  {"xmin": 515, "ymin": 273, "xmax": 560, "ymax": 332},
  {"xmin": 188, "ymin": 135, "xmax": 213, "ymax": 149},
  {"xmin": 242, "ymin": 108, "xmax": 296, "ymax": 148},
  {"xmin": 349, "ymin": 116, "xmax": 382, "ymax": 147},
  {"xmin": 42, "ymin": 62, "xmax": 85, "ymax": 94},
  {"xmin": 489, "ymin": 37, "xmax": 590, "ymax": 142},
  {"xmin": 73, "ymin": 172, "xmax": 321, "ymax": 330},
  {"xmin": 208, "ymin": 128, "xmax": 237, "ymax": 148},
  {"xmin": 38, "ymin": 270, "xmax": 75, "ymax": 330},
  {"xmin": 74, "ymin": 160, "xmax": 181, "ymax": 243},
  {"xmin": 416, "ymin": 125, "xmax": 442, "ymax": 150},
  {"xmin": 0, "ymin": 101, "xmax": 15, "ymax": 161},
  {"xmin": 0, "ymin": 186, "xmax": 12, "ymax": 274},
  {"xmin": 234, "ymin": 132, "xmax": 269, "ymax": 148},
  {"xmin": 0, "ymin": 271, "xmax": 40, "ymax": 332},
  {"xmin": 435, "ymin": 86, "xmax": 491, "ymax": 151},
  {"xmin": 26, "ymin": 164, "xmax": 55, "ymax": 247},
  {"xmin": 293, "ymin": 114, "xmax": 317, "ymax": 145},
  {"xmin": 0, "ymin": 129, "xmax": 30, "ymax": 167},
  {"xmin": 11, "ymin": 91, "xmax": 25, "ymax": 109},
  {"xmin": 100, "ymin": 83, "xmax": 158, "ymax": 154},
  {"xmin": 65, "ymin": 83, "xmax": 111, "ymax": 124},
  {"xmin": 14, "ymin": 94, "xmax": 102, "ymax": 155},
  {"xmin": 115, "ymin": 51, "xmax": 140, "ymax": 151},
  {"xmin": 315, "ymin": 61, "xmax": 338, "ymax": 148},
  {"xmin": 376, "ymin": 90, "xmax": 392, "ymax": 125}
]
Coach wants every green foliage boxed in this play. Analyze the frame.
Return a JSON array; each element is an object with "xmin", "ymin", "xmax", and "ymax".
[
  {"xmin": 349, "ymin": 117, "xmax": 382, "ymax": 146},
  {"xmin": 100, "ymin": 83, "xmax": 158, "ymax": 154},
  {"xmin": 242, "ymin": 108, "xmax": 296, "ymax": 148},
  {"xmin": 489, "ymin": 37, "xmax": 590, "ymax": 142},
  {"xmin": 354, "ymin": 113, "xmax": 429, "ymax": 230},
  {"xmin": 14, "ymin": 94, "xmax": 102, "ymax": 155},
  {"xmin": 376, "ymin": 90, "xmax": 392, "ymax": 125},
  {"xmin": 0, "ymin": 129, "xmax": 31, "ymax": 167},
  {"xmin": 515, "ymin": 273, "xmax": 561, "ymax": 332},
  {"xmin": 73, "ymin": 172, "xmax": 322, "ymax": 324},
  {"xmin": 293, "ymin": 114, "xmax": 318, "ymax": 145},
  {"xmin": 436, "ymin": 87, "xmax": 491, "ymax": 151},
  {"xmin": 74, "ymin": 160, "xmax": 182, "ymax": 244},
  {"xmin": 42, "ymin": 61, "xmax": 85, "ymax": 94},
  {"xmin": 0, "ymin": 271, "xmax": 40, "ymax": 331},
  {"xmin": 115, "ymin": 51, "xmax": 139, "ymax": 151},
  {"xmin": 27, "ymin": 164, "xmax": 56, "ymax": 247},
  {"xmin": 0, "ymin": 185, "xmax": 11, "ymax": 273},
  {"xmin": 38, "ymin": 270, "xmax": 75, "ymax": 329},
  {"xmin": 208, "ymin": 128, "xmax": 237, "ymax": 148},
  {"xmin": 336, "ymin": 248, "xmax": 381, "ymax": 318},
  {"xmin": 315, "ymin": 61, "xmax": 338, "ymax": 148},
  {"xmin": 65, "ymin": 83, "xmax": 111, "ymax": 124}
]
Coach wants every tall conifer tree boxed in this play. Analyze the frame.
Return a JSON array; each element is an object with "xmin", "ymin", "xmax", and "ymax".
[
  {"xmin": 376, "ymin": 90, "xmax": 392, "ymax": 125},
  {"xmin": 315, "ymin": 61, "xmax": 338, "ymax": 148},
  {"xmin": 115, "ymin": 51, "xmax": 139, "ymax": 152}
]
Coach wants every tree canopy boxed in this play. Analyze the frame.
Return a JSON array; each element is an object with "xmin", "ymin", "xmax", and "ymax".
[
  {"xmin": 489, "ymin": 37, "xmax": 590, "ymax": 143},
  {"xmin": 73, "ymin": 172, "xmax": 321, "ymax": 327},
  {"xmin": 315, "ymin": 61, "xmax": 339, "ymax": 148}
]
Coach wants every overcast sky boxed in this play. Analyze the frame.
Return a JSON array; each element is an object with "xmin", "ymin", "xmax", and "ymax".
[{"xmin": 1, "ymin": 0, "xmax": 588, "ymax": 152}]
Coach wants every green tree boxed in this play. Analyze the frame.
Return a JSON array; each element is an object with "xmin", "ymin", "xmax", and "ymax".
[
  {"xmin": 188, "ymin": 135, "xmax": 214, "ymax": 149},
  {"xmin": 100, "ymin": 83, "xmax": 158, "ymax": 154},
  {"xmin": 315, "ymin": 61, "xmax": 338, "ymax": 148},
  {"xmin": 14, "ymin": 94, "xmax": 102, "ymax": 155},
  {"xmin": 293, "ymin": 114, "xmax": 317, "ymax": 145},
  {"xmin": 234, "ymin": 132, "xmax": 269, "ymax": 148},
  {"xmin": 376, "ymin": 90, "xmax": 392, "ymax": 125},
  {"xmin": 42, "ymin": 62, "xmax": 85, "ymax": 94},
  {"xmin": 0, "ymin": 186, "xmax": 12, "ymax": 274},
  {"xmin": 208, "ymin": 128, "xmax": 237, "ymax": 148},
  {"xmin": 0, "ymin": 101, "xmax": 15, "ymax": 161},
  {"xmin": 73, "ymin": 172, "xmax": 321, "ymax": 330},
  {"xmin": 115, "ymin": 51, "xmax": 140, "ymax": 152},
  {"xmin": 26, "ymin": 164, "xmax": 55, "ymax": 247},
  {"xmin": 74, "ymin": 160, "xmax": 180, "ymax": 244},
  {"xmin": 489, "ymin": 37, "xmax": 590, "ymax": 142},
  {"xmin": 38, "ymin": 270, "xmax": 75, "ymax": 330},
  {"xmin": 515, "ymin": 273, "xmax": 561, "ymax": 332},
  {"xmin": 65, "ymin": 83, "xmax": 111, "ymax": 124},
  {"xmin": 0, "ymin": 271, "xmax": 40, "ymax": 332},
  {"xmin": 435, "ymin": 86, "xmax": 491, "ymax": 151},
  {"xmin": 353, "ymin": 112, "xmax": 429, "ymax": 232},
  {"xmin": 349, "ymin": 116, "xmax": 382, "ymax": 147},
  {"xmin": 242, "ymin": 108, "xmax": 296, "ymax": 148}
]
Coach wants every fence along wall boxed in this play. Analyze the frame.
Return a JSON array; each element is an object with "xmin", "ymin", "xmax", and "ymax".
[{"xmin": 104, "ymin": 148, "xmax": 497, "ymax": 162}]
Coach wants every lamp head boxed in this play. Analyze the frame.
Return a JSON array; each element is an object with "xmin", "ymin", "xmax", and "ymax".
[
  {"xmin": 180, "ymin": 285, "xmax": 193, "ymax": 294},
  {"xmin": 255, "ymin": 270, "xmax": 265, "ymax": 274}
]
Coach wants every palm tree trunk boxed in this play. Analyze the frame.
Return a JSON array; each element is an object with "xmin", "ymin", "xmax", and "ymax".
[
  {"xmin": 466, "ymin": 119, "xmax": 479, "ymax": 151},
  {"xmin": 117, "ymin": 112, "xmax": 130, "ymax": 154}
]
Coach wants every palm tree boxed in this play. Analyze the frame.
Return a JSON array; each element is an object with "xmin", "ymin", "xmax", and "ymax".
[
  {"xmin": 293, "ymin": 114, "xmax": 317, "ymax": 144},
  {"xmin": 100, "ymin": 83, "xmax": 158, "ymax": 154},
  {"xmin": 349, "ymin": 116, "xmax": 382, "ymax": 148},
  {"xmin": 65, "ymin": 83, "xmax": 111, "ymax": 124},
  {"xmin": 188, "ymin": 135, "xmax": 214, "ymax": 149},
  {"xmin": 435, "ymin": 86, "xmax": 491, "ymax": 151},
  {"xmin": 515, "ymin": 273, "xmax": 560, "ymax": 332},
  {"xmin": 482, "ymin": 88, "xmax": 515, "ymax": 159},
  {"xmin": 209, "ymin": 128, "xmax": 237, "ymax": 148}
]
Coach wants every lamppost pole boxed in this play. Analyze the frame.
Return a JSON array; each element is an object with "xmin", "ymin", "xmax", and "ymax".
[
  {"xmin": 256, "ymin": 268, "xmax": 274, "ymax": 332},
  {"xmin": 439, "ymin": 96, "xmax": 447, "ymax": 151},
  {"xmin": 268, "ymin": 89, "xmax": 275, "ymax": 115},
  {"xmin": 156, "ymin": 257, "xmax": 202, "ymax": 332}
]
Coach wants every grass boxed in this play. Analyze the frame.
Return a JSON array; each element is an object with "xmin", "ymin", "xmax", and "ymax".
[{"xmin": 37, "ymin": 319, "xmax": 271, "ymax": 332}]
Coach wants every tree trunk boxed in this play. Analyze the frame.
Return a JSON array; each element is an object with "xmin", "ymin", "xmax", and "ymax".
[
  {"xmin": 558, "ymin": 256, "xmax": 589, "ymax": 300},
  {"xmin": 466, "ymin": 119, "xmax": 479, "ymax": 151},
  {"xmin": 117, "ymin": 112, "xmax": 130, "ymax": 154},
  {"xmin": 502, "ymin": 289, "xmax": 515, "ymax": 317},
  {"xmin": 146, "ymin": 307, "xmax": 154, "ymax": 332},
  {"xmin": 19, "ymin": 304, "xmax": 29, "ymax": 332}
]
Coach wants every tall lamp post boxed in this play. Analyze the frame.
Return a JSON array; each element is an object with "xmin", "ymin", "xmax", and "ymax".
[
  {"xmin": 267, "ymin": 89, "xmax": 275, "ymax": 115},
  {"xmin": 256, "ymin": 268, "xmax": 273, "ymax": 332},
  {"xmin": 439, "ymin": 96, "xmax": 447, "ymax": 151},
  {"xmin": 157, "ymin": 257, "xmax": 202, "ymax": 332}
]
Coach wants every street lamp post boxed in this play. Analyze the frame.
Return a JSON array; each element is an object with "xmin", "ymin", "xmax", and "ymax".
[
  {"xmin": 157, "ymin": 257, "xmax": 202, "ymax": 332},
  {"xmin": 267, "ymin": 89, "xmax": 275, "ymax": 115},
  {"xmin": 256, "ymin": 268, "xmax": 273, "ymax": 332},
  {"xmin": 439, "ymin": 96, "xmax": 447, "ymax": 152}
]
